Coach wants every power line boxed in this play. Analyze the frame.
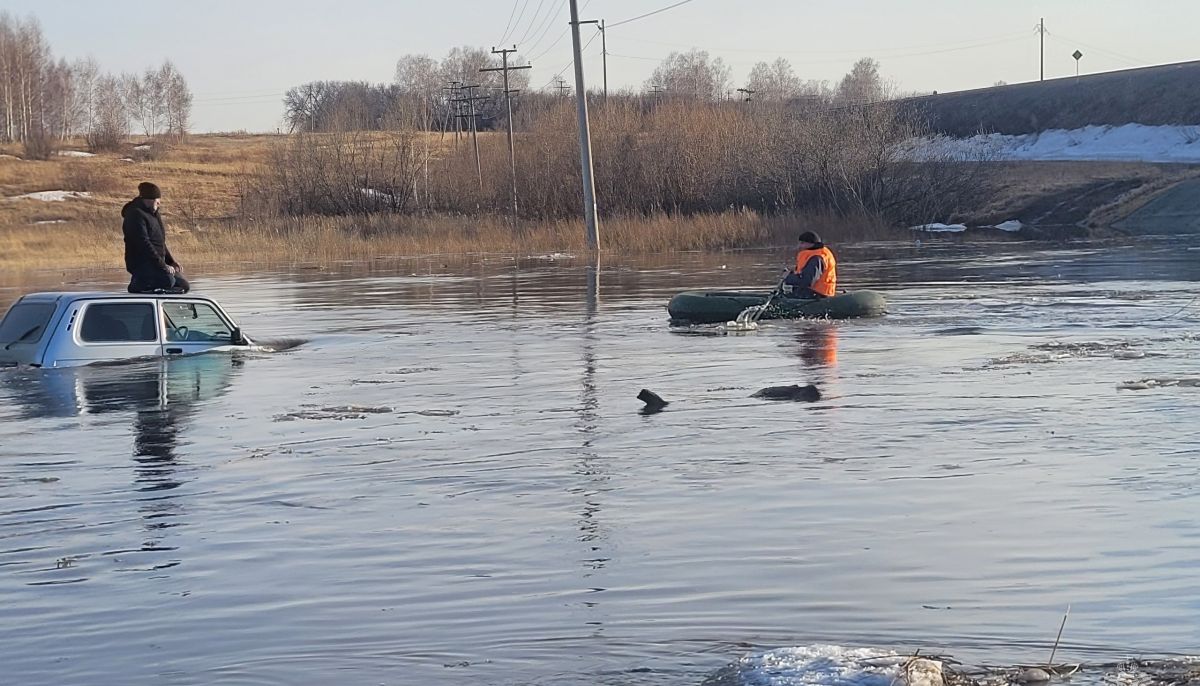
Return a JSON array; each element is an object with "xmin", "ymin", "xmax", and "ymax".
[
  {"xmin": 606, "ymin": 34, "xmax": 1028, "ymax": 67},
  {"xmin": 604, "ymin": 30, "xmax": 1030, "ymax": 56},
  {"xmin": 539, "ymin": 30, "xmax": 601, "ymax": 91},
  {"xmin": 607, "ymin": 0, "xmax": 698, "ymax": 29},
  {"xmin": 523, "ymin": 4, "xmax": 566, "ymax": 55},
  {"xmin": 193, "ymin": 87, "xmax": 290, "ymax": 98},
  {"xmin": 527, "ymin": 21, "xmax": 572, "ymax": 61},
  {"xmin": 517, "ymin": 0, "xmax": 553, "ymax": 46},
  {"xmin": 527, "ymin": 0, "xmax": 593, "ymax": 59},
  {"xmin": 192, "ymin": 92, "xmax": 287, "ymax": 103},
  {"xmin": 1045, "ymin": 32, "xmax": 1145, "ymax": 66},
  {"xmin": 193, "ymin": 98, "xmax": 285, "ymax": 108},
  {"xmin": 497, "ymin": 0, "xmax": 527, "ymax": 45}
]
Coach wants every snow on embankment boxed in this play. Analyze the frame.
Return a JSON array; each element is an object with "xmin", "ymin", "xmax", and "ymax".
[
  {"xmin": 912, "ymin": 124, "xmax": 1200, "ymax": 163},
  {"xmin": 8, "ymin": 190, "xmax": 91, "ymax": 202}
]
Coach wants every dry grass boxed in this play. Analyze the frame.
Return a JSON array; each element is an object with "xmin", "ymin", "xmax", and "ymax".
[
  {"xmin": 0, "ymin": 209, "xmax": 901, "ymax": 272},
  {"xmin": 0, "ymin": 132, "xmax": 907, "ymax": 271},
  {"xmin": 0, "ymin": 132, "xmax": 1172, "ymax": 273}
]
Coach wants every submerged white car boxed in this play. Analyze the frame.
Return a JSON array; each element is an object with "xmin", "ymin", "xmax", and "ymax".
[{"xmin": 0, "ymin": 292, "xmax": 253, "ymax": 368}]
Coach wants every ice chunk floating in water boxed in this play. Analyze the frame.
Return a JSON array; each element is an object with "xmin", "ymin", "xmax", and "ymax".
[
  {"xmin": 732, "ymin": 645, "xmax": 907, "ymax": 686},
  {"xmin": 909, "ymin": 223, "xmax": 967, "ymax": 233}
]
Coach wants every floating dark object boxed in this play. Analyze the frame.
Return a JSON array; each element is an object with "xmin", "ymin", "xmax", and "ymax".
[
  {"xmin": 637, "ymin": 389, "xmax": 669, "ymax": 413},
  {"xmin": 751, "ymin": 384, "xmax": 821, "ymax": 402}
]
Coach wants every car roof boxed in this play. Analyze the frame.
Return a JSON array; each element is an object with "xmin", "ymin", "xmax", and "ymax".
[{"xmin": 17, "ymin": 292, "xmax": 221, "ymax": 305}]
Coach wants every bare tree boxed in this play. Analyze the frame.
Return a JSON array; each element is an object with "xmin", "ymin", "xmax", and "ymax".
[
  {"xmin": 746, "ymin": 58, "xmax": 802, "ymax": 101},
  {"xmin": 159, "ymin": 60, "xmax": 191, "ymax": 138},
  {"xmin": 283, "ymin": 81, "xmax": 332, "ymax": 132},
  {"xmin": 0, "ymin": 13, "xmax": 51, "ymax": 143},
  {"xmin": 58, "ymin": 57, "xmax": 97, "ymax": 139},
  {"xmin": 395, "ymin": 54, "xmax": 437, "ymax": 129},
  {"xmin": 836, "ymin": 57, "xmax": 887, "ymax": 105},
  {"xmin": 89, "ymin": 72, "xmax": 129, "ymax": 150},
  {"xmin": 646, "ymin": 49, "xmax": 732, "ymax": 101},
  {"xmin": 122, "ymin": 72, "xmax": 154, "ymax": 136}
]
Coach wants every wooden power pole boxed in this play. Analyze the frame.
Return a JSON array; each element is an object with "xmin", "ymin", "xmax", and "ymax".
[
  {"xmin": 481, "ymin": 46, "xmax": 531, "ymax": 230},
  {"xmin": 454, "ymin": 84, "xmax": 486, "ymax": 191}
]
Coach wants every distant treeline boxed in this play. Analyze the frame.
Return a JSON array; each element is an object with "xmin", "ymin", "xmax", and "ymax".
[
  {"xmin": 905, "ymin": 60, "xmax": 1200, "ymax": 136},
  {"xmin": 281, "ymin": 48, "xmax": 893, "ymax": 134},
  {"xmin": 0, "ymin": 12, "xmax": 193, "ymax": 157}
]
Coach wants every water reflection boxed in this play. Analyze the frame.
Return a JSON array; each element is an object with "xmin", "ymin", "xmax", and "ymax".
[
  {"xmin": 576, "ymin": 257, "xmax": 610, "ymax": 584},
  {"xmin": 794, "ymin": 323, "xmax": 839, "ymax": 368},
  {"xmin": 3, "ymin": 355, "xmax": 240, "ymax": 532}
]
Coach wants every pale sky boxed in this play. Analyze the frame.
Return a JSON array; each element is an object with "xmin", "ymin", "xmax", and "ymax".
[{"xmin": 13, "ymin": 0, "xmax": 1198, "ymax": 132}]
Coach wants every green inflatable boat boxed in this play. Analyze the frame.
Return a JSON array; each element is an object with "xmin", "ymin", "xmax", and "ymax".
[{"xmin": 667, "ymin": 289, "xmax": 887, "ymax": 324}]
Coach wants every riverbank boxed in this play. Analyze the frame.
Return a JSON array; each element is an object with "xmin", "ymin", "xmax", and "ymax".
[
  {"xmin": 0, "ymin": 208, "xmax": 907, "ymax": 272},
  {"xmin": 2, "ymin": 133, "xmax": 1196, "ymax": 270}
]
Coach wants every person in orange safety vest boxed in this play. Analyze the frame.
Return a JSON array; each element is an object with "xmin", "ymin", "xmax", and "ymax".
[{"xmin": 782, "ymin": 231, "xmax": 837, "ymax": 299}]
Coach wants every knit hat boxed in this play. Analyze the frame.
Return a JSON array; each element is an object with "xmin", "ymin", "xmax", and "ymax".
[
  {"xmin": 798, "ymin": 230, "xmax": 821, "ymax": 245},
  {"xmin": 138, "ymin": 182, "xmax": 162, "ymax": 199}
]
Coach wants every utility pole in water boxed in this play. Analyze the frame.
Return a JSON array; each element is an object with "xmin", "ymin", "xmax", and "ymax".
[
  {"xmin": 481, "ymin": 46, "xmax": 531, "ymax": 231},
  {"xmin": 569, "ymin": 0, "xmax": 600, "ymax": 252}
]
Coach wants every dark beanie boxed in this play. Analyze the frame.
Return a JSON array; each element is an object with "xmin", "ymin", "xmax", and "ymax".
[
  {"xmin": 138, "ymin": 182, "xmax": 162, "ymax": 199},
  {"xmin": 798, "ymin": 231, "xmax": 821, "ymax": 244}
]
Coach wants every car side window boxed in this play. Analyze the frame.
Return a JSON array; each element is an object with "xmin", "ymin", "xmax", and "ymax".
[
  {"xmin": 162, "ymin": 302, "xmax": 233, "ymax": 343},
  {"xmin": 80, "ymin": 303, "xmax": 158, "ymax": 343}
]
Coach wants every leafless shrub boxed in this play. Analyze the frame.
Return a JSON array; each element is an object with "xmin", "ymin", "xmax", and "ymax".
[
  {"xmin": 252, "ymin": 130, "xmax": 423, "ymax": 216},
  {"xmin": 60, "ymin": 160, "xmax": 120, "ymax": 192},
  {"xmin": 131, "ymin": 141, "xmax": 168, "ymax": 161},
  {"xmin": 21, "ymin": 126, "xmax": 56, "ymax": 160}
]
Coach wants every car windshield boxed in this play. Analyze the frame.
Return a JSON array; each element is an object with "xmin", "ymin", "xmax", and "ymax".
[
  {"xmin": 162, "ymin": 301, "xmax": 233, "ymax": 343},
  {"xmin": 0, "ymin": 302, "xmax": 55, "ymax": 345}
]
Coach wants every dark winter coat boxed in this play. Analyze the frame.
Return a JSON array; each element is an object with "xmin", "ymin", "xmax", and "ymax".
[{"xmin": 122, "ymin": 199, "xmax": 178, "ymax": 275}]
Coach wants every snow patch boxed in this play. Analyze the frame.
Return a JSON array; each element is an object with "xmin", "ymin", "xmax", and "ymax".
[
  {"xmin": 133, "ymin": 144, "xmax": 151, "ymax": 151},
  {"xmin": 0, "ymin": 153, "xmax": 23, "ymax": 161},
  {"xmin": 990, "ymin": 219, "xmax": 1023, "ymax": 232},
  {"xmin": 909, "ymin": 223, "xmax": 967, "ymax": 233},
  {"xmin": 912, "ymin": 124, "xmax": 1200, "ymax": 163},
  {"xmin": 33, "ymin": 219, "xmax": 67, "ymax": 225},
  {"xmin": 529, "ymin": 252, "xmax": 576, "ymax": 260},
  {"xmin": 56, "ymin": 150, "xmax": 95, "ymax": 157},
  {"xmin": 10, "ymin": 190, "xmax": 92, "ymax": 202},
  {"xmin": 119, "ymin": 157, "xmax": 135, "ymax": 162}
]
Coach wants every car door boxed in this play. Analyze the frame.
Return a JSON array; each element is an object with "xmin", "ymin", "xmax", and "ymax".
[
  {"xmin": 160, "ymin": 299, "xmax": 238, "ymax": 356},
  {"xmin": 60, "ymin": 299, "xmax": 163, "ymax": 366}
]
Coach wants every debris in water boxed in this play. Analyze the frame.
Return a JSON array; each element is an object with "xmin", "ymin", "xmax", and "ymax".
[
  {"xmin": 637, "ymin": 389, "xmax": 669, "ymax": 414},
  {"xmin": 1118, "ymin": 377, "xmax": 1200, "ymax": 390},
  {"xmin": 410, "ymin": 409, "xmax": 459, "ymax": 417},
  {"xmin": 274, "ymin": 405, "xmax": 393, "ymax": 421},
  {"xmin": 1015, "ymin": 667, "xmax": 1052, "ymax": 683},
  {"xmin": 715, "ymin": 645, "xmax": 1200, "ymax": 686},
  {"xmin": 751, "ymin": 384, "xmax": 821, "ymax": 402}
]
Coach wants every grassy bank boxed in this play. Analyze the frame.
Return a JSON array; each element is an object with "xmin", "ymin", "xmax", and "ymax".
[
  {"xmin": 1, "ymin": 133, "xmax": 1187, "ymax": 272},
  {"xmin": 0, "ymin": 209, "xmax": 895, "ymax": 272},
  {"xmin": 0, "ymin": 134, "xmax": 904, "ymax": 271}
]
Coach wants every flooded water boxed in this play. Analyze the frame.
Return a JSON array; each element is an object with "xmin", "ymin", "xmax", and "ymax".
[{"xmin": 2, "ymin": 239, "xmax": 1199, "ymax": 686}]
